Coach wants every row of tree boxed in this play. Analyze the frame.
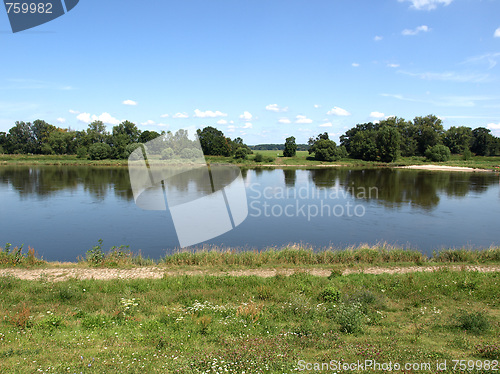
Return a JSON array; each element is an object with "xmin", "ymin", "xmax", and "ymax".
[{"xmin": 1, "ymin": 114, "xmax": 499, "ymax": 162}]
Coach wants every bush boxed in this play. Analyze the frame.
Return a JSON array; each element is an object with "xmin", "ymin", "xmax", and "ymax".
[
  {"xmin": 76, "ymin": 146, "xmax": 87, "ymax": 159},
  {"xmin": 455, "ymin": 310, "xmax": 490, "ymax": 334},
  {"xmin": 161, "ymin": 147, "xmax": 174, "ymax": 160},
  {"xmin": 86, "ymin": 239, "xmax": 105, "ymax": 266},
  {"xmin": 264, "ymin": 155, "xmax": 275, "ymax": 163},
  {"xmin": 319, "ymin": 286, "xmax": 341, "ymax": 303},
  {"xmin": 88, "ymin": 143, "xmax": 111, "ymax": 160},
  {"xmin": 234, "ymin": 147, "xmax": 248, "ymax": 160},
  {"xmin": 180, "ymin": 148, "xmax": 199, "ymax": 160},
  {"xmin": 462, "ymin": 147, "xmax": 472, "ymax": 160},
  {"xmin": 254, "ymin": 153, "xmax": 263, "ymax": 162},
  {"xmin": 335, "ymin": 302, "xmax": 364, "ymax": 334},
  {"xmin": 125, "ymin": 143, "xmax": 142, "ymax": 158},
  {"xmin": 425, "ymin": 144, "xmax": 451, "ymax": 162}
]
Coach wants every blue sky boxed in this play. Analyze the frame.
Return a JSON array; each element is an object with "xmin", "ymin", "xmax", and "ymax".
[{"xmin": 1, "ymin": 0, "xmax": 500, "ymax": 144}]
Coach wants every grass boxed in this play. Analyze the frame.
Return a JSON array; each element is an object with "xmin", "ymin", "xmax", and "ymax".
[
  {"xmin": 0, "ymin": 268, "xmax": 498, "ymax": 373},
  {"xmin": 3, "ymin": 151, "xmax": 500, "ymax": 170}
]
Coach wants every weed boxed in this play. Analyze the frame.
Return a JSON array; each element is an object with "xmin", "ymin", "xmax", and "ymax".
[{"xmin": 455, "ymin": 310, "xmax": 490, "ymax": 334}]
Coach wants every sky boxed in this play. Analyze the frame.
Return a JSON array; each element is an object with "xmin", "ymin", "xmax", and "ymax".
[{"xmin": 1, "ymin": 0, "xmax": 500, "ymax": 145}]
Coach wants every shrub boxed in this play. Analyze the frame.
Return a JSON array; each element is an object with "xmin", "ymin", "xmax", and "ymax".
[
  {"xmin": 462, "ymin": 147, "xmax": 472, "ymax": 160},
  {"xmin": 425, "ymin": 144, "xmax": 451, "ymax": 162},
  {"xmin": 161, "ymin": 147, "xmax": 174, "ymax": 160},
  {"xmin": 86, "ymin": 239, "xmax": 105, "ymax": 266},
  {"xmin": 264, "ymin": 155, "xmax": 275, "ymax": 163},
  {"xmin": 125, "ymin": 143, "xmax": 142, "ymax": 158},
  {"xmin": 88, "ymin": 143, "xmax": 111, "ymax": 160},
  {"xmin": 319, "ymin": 286, "xmax": 341, "ymax": 303},
  {"xmin": 254, "ymin": 153, "xmax": 263, "ymax": 162},
  {"xmin": 76, "ymin": 146, "xmax": 87, "ymax": 159},
  {"xmin": 234, "ymin": 147, "xmax": 248, "ymax": 160},
  {"xmin": 335, "ymin": 303, "xmax": 364, "ymax": 334},
  {"xmin": 455, "ymin": 310, "xmax": 490, "ymax": 334}
]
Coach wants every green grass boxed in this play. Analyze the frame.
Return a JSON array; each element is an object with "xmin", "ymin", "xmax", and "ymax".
[
  {"xmin": 3, "ymin": 152, "xmax": 500, "ymax": 169},
  {"xmin": 0, "ymin": 269, "xmax": 498, "ymax": 373}
]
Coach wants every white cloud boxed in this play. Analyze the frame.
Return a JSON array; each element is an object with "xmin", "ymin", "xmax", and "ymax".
[
  {"xmin": 399, "ymin": 70, "xmax": 489, "ymax": 83},
  {"xmin": 157, "ymin": 123, "xmax": 169, "ymax": 127},
  {"xmin": 193, "ymin": 109, "xmax": 227, "ymax": 118},
  {"xmin": 172, "ymin": 112, "xmax": 189, "ymax": 119},
  {"xmin": 327, "ymin": 106, "xmax": 351, "ymax": 116},
  {"xmin": 122, "ymin": 99, "xmax": 137, "ymax": 106},
  {"xmin": 69, "ymin": 109, "xmax": 79, "ymax": 114},
  {"xmin": 217, "ymin": 119, "xmax": 228, "ymax": 125},
  {"xmin": 487, "ymin": 122, "xmax": 500, "ymax": 136},
  {"xmin": 399, "ymin": 0, "xmax": 453, "ymax": 11},
  {"xmin": 160, "ymin": 114, "xmax": 169, "ymax": 118},
  {"xmin": 352, "ymin": 63, "xmax": 360, "ymax": 67},
  {"xmin": 76, "ymin": 112, "xmax": 121, "ymax": 125},
  {"xmin": 227, "ymin": 125, "xmax": 236, "ymax": 133},
  {"xmin": 278, "ymin": 118, "xmax": 291, "ymax": 124},
  {"xmin": 265, "ymin": 104, "xmax": 288, "ymax": 112},
  {"xmin": 319, "ymin": 122, "xmax": 333, "ymax": 127},
  {"xmin": 141, "ymin": 120, "xmax": 155, "ymax": 126},
  {"xmin": 463, "ymin": 52, "xmax": 500, "ymax": 69},
  {"xmin": 387, "ymin": 63, "xmax": 400, "ymax": 68},
  {"xmin": 239, "ymin": 111, "xmax": 253, "ymax": 120},
  {"xmin": 56, "ymin": 118, "xmax": 66, "ymax": 124},
  {"xmin": 374, "ymin": 36, "xmax": 383, "ymax": 41},
  {"xmin": 495, "ymin": 28, "xmax": 500, "ymax": 38},
  {"xmin": 242, "ymin": 122, "xmax": 253, "ymax": 129},
  {"xmin": 402, "ymin": 25, "xmax": 430, "ymax": 36},
  {"xmin": 370, "ymin": 111, "xmax": 385, "ymax": 119},
  {"xmin": 314, "ymin": 104, "xmax": 321, "ymax": 109},
  {"xmin": 295, "ymin": 115, "xmax": 313, "ymax": 124}
]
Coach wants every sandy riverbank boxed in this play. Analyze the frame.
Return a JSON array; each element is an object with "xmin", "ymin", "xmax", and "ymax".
[{"xmin": 396, "ymin": 164, "xmax": 494, "ymax": 172}]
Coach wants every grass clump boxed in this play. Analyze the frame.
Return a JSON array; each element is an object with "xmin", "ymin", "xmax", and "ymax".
[
  {"xmin": 455, "ymin": 310, "xmax": 490, "ymax": 334},
  {"xmin": 0, "ymin": 243, "xmax": 44, "ymax": 267}
]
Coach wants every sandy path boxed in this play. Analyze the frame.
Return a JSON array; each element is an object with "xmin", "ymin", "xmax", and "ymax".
[
  {"xmin": 396, "ymin": 165, "xmax": 493, "ymax": 172},
  {"xmin": 0, "ymin": 264, "xmax": 499, "ymax": 282}
]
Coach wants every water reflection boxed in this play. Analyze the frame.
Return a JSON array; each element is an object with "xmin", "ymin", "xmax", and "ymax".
[{"xmin": 0, "ymin": 166, "xmax": 498, "ymax": 211}]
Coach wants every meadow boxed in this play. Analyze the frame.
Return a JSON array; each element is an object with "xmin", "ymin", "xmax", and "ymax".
[{"xmin": 0, "ymin": 245, "xmax": 499, "ymax": 373}]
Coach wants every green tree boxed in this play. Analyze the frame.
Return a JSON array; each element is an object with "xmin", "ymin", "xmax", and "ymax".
[
  {"xmin": 86, "ymin": 121, "xmax": 108, "ymax": 145},
  {"xmin": 471, "ymin": 127, "xmax": 497, "ymax": 156},
  {"xmin": 7, "ymin": 121, "xmax": 35, "ymax": 154},
  {"xmin": 138, "ymin": 130, "xmax": 160, "ymax": 144},
  {"xmin": 443, "ymin": 126, "xmax": 472, "ymax": 154},
  {"xmin": 88, "ymin": 143, "xmax": 111, "ymax": 160},
  {"xmin": 309, "ymin": 133, "xmax": 343, "ymax": 161},
  {"xmin": 196, "ymin": 126, "xmax": 232, "ymax": 156},
  {"xmin": 425, "ymin": 144, "xmax": 451, "ymax": 162},
  {"xmin": 376, "ymin": 126, "xmax": 401, "ymax": 162},
  {"xmin": 283, "ymin": 136, "xmax": 297, "ymax": 157},
  {"xmin": 412, "ymin": 115, "xmax": 444, "ymax": 156},
  {"xmin": 112, "ymin": 121, "xmax": 140, "ymax": 144}
]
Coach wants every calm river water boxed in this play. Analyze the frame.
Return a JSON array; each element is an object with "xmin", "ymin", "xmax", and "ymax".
[{"xmin": 1, "ymin": 166, "xmax": 499, "ymax": 261}]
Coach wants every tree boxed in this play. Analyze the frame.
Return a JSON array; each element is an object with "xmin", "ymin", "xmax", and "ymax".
[
  {"xmin": 112, "ymin": 121, "xmax": 140, "ymax": 144},
  {"xmin": 443, "ymin": 126, "xmax": 472, "ymax": 154},
  {"xmin": 376, "ymin": 126, "xmax": 401, "ymax": 162},
  {"xmin": 412, "ymin": 115, "xmax": 444, "ymax": 156},
  {"xmin": 471, "ymin": 127, "xmax": 497, "ymax": 156},
  {"xmin": 308, "ymin": 133, "xmax": 343, "ymax": 161},
  {"xmin": 88, "ymin": 143, "xmax": 111, "ymax": 160},
  {"xmin": 283, "ymin": 136, "xmax": 297, "ymax": 157},
  {"xmin": 138, "ymin": 130, "xmax": 160, "ymax": 144},
  {"xmin": 196, "ymin": 126, "xmax": 232, "ymax": 156},
  {"xmin": 7, "ymin": 121, "xmax": 35, "ymax": 154},
  {"xmin": 234, "ymin": 147, "xmax": 248, "ymax": 159},
  {"xmin": 86, "ymin": 121, "xmax": 108, "ymax": 144}
]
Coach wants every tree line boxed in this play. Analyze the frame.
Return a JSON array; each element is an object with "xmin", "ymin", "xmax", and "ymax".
[{"xmin": 0, "ymin": 114, "xmax": 499, "ymax": 162}]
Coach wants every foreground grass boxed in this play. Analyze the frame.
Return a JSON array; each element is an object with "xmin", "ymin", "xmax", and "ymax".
[
  {"xmin": 3, "ymin": 152, "xmax": 500, "ymax": 170},
  {"xmin": 0, "ymin": 269, "xmax": 499, "ymax": 373}
]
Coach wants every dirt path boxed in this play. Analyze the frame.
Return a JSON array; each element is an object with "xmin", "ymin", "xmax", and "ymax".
[{"xmin": 1, "ymin": 264, "xmax": 499, "ymax": 282}]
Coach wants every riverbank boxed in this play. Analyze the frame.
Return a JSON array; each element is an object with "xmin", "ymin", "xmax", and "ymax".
[{"xmin": 2, "ymin": 152, "xmax": 500, "ymax": 170}]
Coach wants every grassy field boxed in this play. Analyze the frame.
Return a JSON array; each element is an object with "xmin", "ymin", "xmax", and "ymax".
[
  {"xmin": 0, "ymin": 267, "xmax": 499, "ymax": 373},
  {"xmin": 3, "ymin": 151, "xmax": 500, "ymax": 170}
]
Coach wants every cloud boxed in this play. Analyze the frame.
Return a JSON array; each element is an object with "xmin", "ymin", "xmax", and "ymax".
[
  {"xmin": 265, "ymin": 104, "xmax": 288, "ymax": 112},
  {"xmin": 399, "ymin": 70, "xmax": 489, "ymax": 83},
  {"xmin": 122, "ymin": 99, "xmax": 137, "ymax": 106},
  {"xmin": 76, "ymin": 112, "xmax": 121, "ymax": 125},
  {"xmin": 319, "ymin": 122, "xmax": 333, "ymax": 127},
  {"xmin": 398, "ymin": 0, "xmax": 453, "ymax": 11},
  {"xmin": 487, "ymin": 122, "xmax": 500, "ymax": 136},
  {"xmin": 239, "ymin": 111, "xmax": 253, "ymax": 120},
  {"xmin": 157, "ymin": 123, "xmax": 169, "ymax": 127},
  {"xmin": 160, "ymin": 114, "xmax": 169, "ymax": 118},
  {"xmin": 193, "ymin": 109, "xmax": 227, "ymax": 118},
  {"xmin": 56, "ymin": 118, "xmax": 66, "ymax": 124},
  {"xmin": 227, "ymin": 125, "xmax": 236, "ymax": 132},
  {"xmin": 69, "ymin": 109, "xmax": 79, "ymax": 114},
  {"xmin": 370, "ymin": 111, "xmax": 386, "ymax": 119},
  {"xmin": 463, "ymin": 52, "xmax": 500, "ymax": 69},
  {"xmin": 217, "ymin": 119, "xmax": 228, "ymax": 125},
  {"xmin": 374, "ymin": 36, "xmax": 383, "ymax": 41},
  {"xmin": 242, "ymin": 122, "xmax": 253, "ymax": 129},
  {"xmin": 314, "ymin": 104, "xmax": 321, "ymax": 109},
  {"xmin": 278, "ymin": 118, "xmax": 291, "ymax": 124},
  {"xmin": 327, "ymin": 106, "xmax": 351, "ymax": 116},
  {"xmin": 351, "ymin": 63, "xmax": 360, "ymax": 67},
  {"xmin": 402, "ymin": 25, "xmax": 430, "ymax": 36},
  {"xmin": 295, "ymin": 115, "xmax": 313, "ymax": 124},
  {"xmin": 172, "ymin": 112, "xmax": 189, "ymax": 119},
  {"xmin": 387, "ymin": 63, "xmax": 400, "ymax": 68},
  {"xmin": 141, "ymin": 120, "xmax": 155, "ymax": 126},
  {"xmin": 495, "ymin": 28, "xmax": 500, "ymax": 38}
]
